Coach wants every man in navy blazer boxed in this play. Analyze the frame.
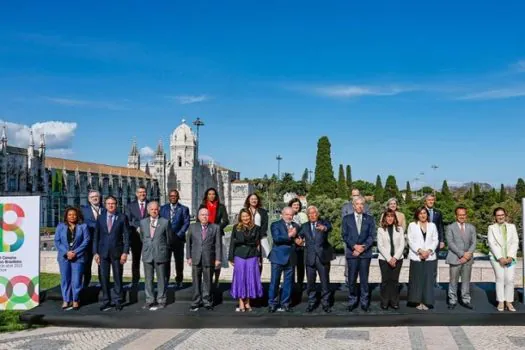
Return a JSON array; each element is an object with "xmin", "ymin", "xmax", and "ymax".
[
  {"xmin": 160, "ymin": 189, "xmax": 190, "ymax": 287},
  {"xmin": 268, "ymin": 207, "xmax": 302, "ymax": 313},
  {"xmin": 93, "ymin": 195, "xmax": 130, "ymax": 311},
  {"xmin": 125, "ymin": 185, "xmax": 149, "ymax": 288},
  {"xmin": 299, "ymin": 205, "xmax": 333, "ymax": 313},
  {"xmin": 80, "ymin": 189, "xmax": 105, "ymax": 288},
  {"xmin": 342, "ymin": 196, "xmax": 376, "ymax": 312}
]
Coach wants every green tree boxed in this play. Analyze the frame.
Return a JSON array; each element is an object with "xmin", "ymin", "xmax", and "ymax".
[
  {"xmin": 384, "ymin": 175, "xmax": 401, "ymax": 202},
  {"xmin": 515, "ymin": 178, "xmax": 525, "ymax": 202},
  {"xmin": 337, "ymin": 164, "xmax": 347, "ymax": 199},
  {"xmin": 345, "ymin": 165, "xmax": 352, "ymax": 194},
  {"xmin": 352, "ymin": 180, "xmax": 376, "ymax": 196},
  {"xmin": 309, "ymin": 136, "xmax": 337, "ymax": 198},
  {"xmin": 499, "ymin": 184, "xmax": 507, "ymax": 202},
  {"xmin": 441, "ymin": 180, "xmax": 452, "ymax": 200},
  {"xmin": 374, "ymin": 175, "xmax": 384, "ymax": 203},
  {"xmin": 473, "ymin": 183, "xmax": 481, "ymax": 197},
  {"xmin": 308, "ymin": 195, "xmax": 346, "ymax": 251},
  {"xmin": 301, "ymin": 168, "xmax": 309, "ymax": 184},
  {"xmin": 405, "ymin": 181, "xmax": 413, "ymax": 204}
]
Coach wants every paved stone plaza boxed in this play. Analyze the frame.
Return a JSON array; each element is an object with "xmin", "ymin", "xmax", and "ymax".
[{"xmin": 2, "ymin": 325, "xmax": 525, "ymax": 349}]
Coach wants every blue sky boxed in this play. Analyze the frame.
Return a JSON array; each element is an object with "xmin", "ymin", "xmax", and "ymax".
[{"xmin": 1, "ymin": 1, "xmax": 525, "ymax": 189}]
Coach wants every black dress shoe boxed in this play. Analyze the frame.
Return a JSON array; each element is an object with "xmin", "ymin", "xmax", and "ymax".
[
  {"xmin": 142, "ymin": 303, "xmax": 153, "ymax": 310},
  {"xmin": 391, "ymin": 304, "xmax": 399, "ymax": 310},
  {"xmin": 99, "ymin": 303, "xmax": 112, "ymax": 312},
  {"xmin": 448, "ymin": 304, "xmax": 456, "ymax": 310},
  {"xmin": 380, "ymin": 304, "xmax": 388, "ymax": 310},
  {"xmin": 190, "ymin": 306, "xmax": 199, "ymax": 312},
  {"xmin": 361, "ymin": 305, "xmax": 370, "ymax": 312},
  {"xmin": 323, "ymin": 306, "xmax": 332, "ymax": 313},
  {"xmin": 305, "ymin": 305, "xmax": 315, "ymax": 313},
  {"xmin": 347, "ymin": 304, "xmax": 357, "ymax": 312},
  {"xmin": 205, "ymin": 305, "xmax": 214, "ymax": 311},
  {"xmin": 281, "ymin": 306, "xmax": 293, "ymax": 313},
  {"xmin": 268, "ymin": 306, "xmax": 277, "ymax": 313},
  {"xmin": 115, "ymin": 304, "xmax": 123, "ymax": 311},
  {"xmin": 157, "ymin": 303, "xmax": 166, "ymax": 309},
  {"xmin": 462, "ymin": 303, "xmax": 473, "ymax": 310}
]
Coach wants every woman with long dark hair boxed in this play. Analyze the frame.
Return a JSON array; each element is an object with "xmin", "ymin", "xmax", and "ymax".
[{"xmin": 54, "ymin": 207, "xmax": 90, "ymax": 310}]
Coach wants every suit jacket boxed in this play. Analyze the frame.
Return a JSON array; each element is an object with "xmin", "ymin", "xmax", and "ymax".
[
  {"xmin": 299, "ymin": 219, "xmax": 333, "ymax": 265},
  {"xmin": 199, "ymin": 203, "xmax": 229, "ymax": 236},
  {"xmin": 140, "ymin": 217, "xmax": 172, "ymax": 263},
  {"xmin": 341, "ymin": 202, "xmax": 371, "ymax": 218},
  {"xmin": 342, "ymin": 213, "xmax": 376, "ymax": 259},
  {"xmin": 55, "ymin": 223, "xmax": 91, "ymax": 263},
  {"xmin": 160, "ymin": 202, "xmax": 190, "ymax": 242},
  {"xmin": 445, "ymin": 222, "xmax": 477, "ymax": 265},
  {"xmin": 80, "ymin": 204, "xmax": 105, "ymax": 247},
  {"xmin": 377, "ymin": 226, "xmax": 405, "ymax": 261},
  {"xmin": 185, "ymin": 222, "xmax": 222, "ymax": 267},
  {"xmin": 93, "ymin": 211, "xmax": 130, "ymax": 259},
  {"xmin": 126, "ymin": 200, "xmax": 150, "ymax": 235},
  {"xmin": 268, "ymin": 219, "xmax": 301, "ymax": 266},
  {"xmin": 427, "ymin": 207, "xmax": 445, "ymax": 244},
  {"xmin": 487, "ymin": 223, "xmax": 519, "ymax": 260},
  {"xmin": 407, "ymin": 222, "xmax": 439, "ymax": 261}
]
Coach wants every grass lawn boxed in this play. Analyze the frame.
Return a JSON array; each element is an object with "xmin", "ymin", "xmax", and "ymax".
[{"xmin": 0, "ymin": 273, "xmax": 61, "ymax": 333}]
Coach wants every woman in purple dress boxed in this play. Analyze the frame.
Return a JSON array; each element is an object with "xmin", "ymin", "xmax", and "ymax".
[{"xmin": 229, "ymin": 208, "xmax": 264, "ymax": 312}]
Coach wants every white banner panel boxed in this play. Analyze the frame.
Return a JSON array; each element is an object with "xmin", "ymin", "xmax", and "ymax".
[{"xmin": 0, "ymin": 196, "xmax": 40, "ymax": 310}]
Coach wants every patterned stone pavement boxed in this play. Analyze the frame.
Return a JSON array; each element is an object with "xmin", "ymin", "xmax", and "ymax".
[{"xmin": 2, "ymin": 326, "xmax": 525, "ymax": 349}]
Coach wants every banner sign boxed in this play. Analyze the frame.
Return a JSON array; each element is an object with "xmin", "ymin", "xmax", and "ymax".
[{"xmin": 0, "ymin": 196, "xmax": 40, "ymax": 310}]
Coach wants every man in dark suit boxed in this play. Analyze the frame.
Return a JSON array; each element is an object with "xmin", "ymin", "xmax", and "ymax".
[
  {"xmin": 186, "ymin": 208, "xmax": 222, "ymax": 311},
  {"xmin": 80, "ymin": 189, "xmax": 105, "ymax": 288},
  {"xmin": 160, "ymin": 189, "xmax": 190, "ymax": 288},
  {"xmin": 125, "ymin": 185, "xmax": 149, "ymax": 288},
  {"xmin": 140, "ymin": 201, "xmax": 172, "ymax": 310},
  {"xmin": 93, "ymin": 195, "xmax": 130, "ymax": 311},
  {"xmin": 425, "ymin": 194, "xmax": 445, "ymax": 287},
  {"xmin": 299, "ymin": 205, "xmax": 333, "ymax": 313},
  {"xmin": 342, "ymin": 196, "xmax": 376, "ymax": 312},
  {"xmin": 268, "ymin": 207, "xmax": 302, "ymax": 313}
]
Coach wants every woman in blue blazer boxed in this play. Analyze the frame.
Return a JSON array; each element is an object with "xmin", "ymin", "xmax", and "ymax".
[{"xmin": 54, "ymin": 207, "xmax": 90, "ymax": 310}]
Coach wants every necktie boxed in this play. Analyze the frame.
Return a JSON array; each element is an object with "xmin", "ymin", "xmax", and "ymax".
[
  {"xmin": 429, "ymin": 209, "xmax": 434, "ymax": 222},
  {"xmin": 150, "ymin": 219, "xmax": 156, "ymax": 238},
  {"xmin": 140, "ymin": 202, "xmax": 145, "ymax": 218},
  {"xmin": 171, "ymin": 205, "xmax": 176, "ymax": 219},
  {"xmin": 460, "ymin": 223, "xmax": 467, "ymax": 242},
  {"xmin": 357, "ymin": 215, "xmax": 362, "ymax": 234},
  {"xmin": 92, "ymin": 206, "xmax": 99, "ymax": 219},
  {"xmin": 107, "ymin": 214, "xmax": 113, "ymax": 232},
  {"xmin": 202, "ymin": 225, "xmax": 208, "ymax": 240}
]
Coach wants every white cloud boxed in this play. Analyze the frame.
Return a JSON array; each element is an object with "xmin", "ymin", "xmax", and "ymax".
[
  {"xmin": 169, "ymin": 95, "xmax": 210, "ymax": 104},
  {"xmin": 44, "ymin": 97, "xmax": 128, "ymax": 110},
  {"xmin": 0, "ymin": 120, "xmax": 77, "ymax": 155},
  {"xmin": 139, "ymin": 146, "xmax": 155, "ymax": 159},
  {"xmin": 292, "ymin": 84, "xmax": 413, "ymax": 99},
  {"xmin": 456, "ymin": 86, "xmax": 525, "ymax": 100}
]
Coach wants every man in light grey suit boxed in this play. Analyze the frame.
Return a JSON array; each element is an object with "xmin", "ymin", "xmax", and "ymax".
[
  {"xmin": 446, "ymin": 205, "xmax": 476, "ymax": 310},
  {"xmin": 186, "ymin": 208, "xmax": 222, "ymax": 311},
  {"xmin": 140, "ymin": 201, "xmax": 172, "ymax": 310}
]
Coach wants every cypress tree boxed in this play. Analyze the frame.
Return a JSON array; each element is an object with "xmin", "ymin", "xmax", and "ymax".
[
  {"xmin": 346, "ymin": 165, "xmax": 352, "ymax": 193},
  {"xmin": 309, "ymin": 136, "xmax": 337, "ymax": 198},
  {"xmin": 405, "ymin": 181, "xmax": 413, "ymax": 203},
  {"xmin": 337, "ymin": 164, "xmax": 347, "ymax": 198},
  {"xmin": 374, "ymin": 175, "xmax": 384, "ymax": 203},
  {"xmin": 473, "ymin": 183, "xmax": 481, "ymax": 197},
  {"xmin": 301, "ymin": 168, "xmax": 309, "ymax": 184},
  {"xmin": 499, "ymin": 184, "xmax": 507, "ymax": 202},
  {"xmin": 441, "ymin": 180, "xmax": 452, "ymax": 200},
  {"xmin": 384, "ymin": 175, "xmax": 401, "ymax": 202},
  {"xmin": 515, "ymin": 178, "xmax": 525, "ymax": 202}
]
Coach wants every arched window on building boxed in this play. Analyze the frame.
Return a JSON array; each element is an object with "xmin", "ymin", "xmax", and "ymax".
[{"xmin": 178, "ymin": 156, "xmax": 182, "ymax": 167}]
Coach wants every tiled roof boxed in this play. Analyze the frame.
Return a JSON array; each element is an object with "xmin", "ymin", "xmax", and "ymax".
[{"xmin": 45, "ymin": 157, "xmax": 152, "ymax": 179}]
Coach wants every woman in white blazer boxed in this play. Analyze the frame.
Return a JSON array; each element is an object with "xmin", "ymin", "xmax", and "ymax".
[
  {"xmin": 377, "ymin": 209, "xmax": 406, "ymax": 310},
  {"xmin": 487, "ymin": 207, "xmax": 519, "ymax": 312},
  {"xmin": 407, "ymin": 206, "xmax": 439, "ymax": 310}
]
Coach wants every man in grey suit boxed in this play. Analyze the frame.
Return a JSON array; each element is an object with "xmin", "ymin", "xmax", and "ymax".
[
  {"xmin": 186, "ymin": 208, "xmax": 222, "ymax": 311},
  {"xmin": 140, "ymin": 201, "xmax": 172, "ymax": 310},
  {"xmin": 446, "ymin": 205, "xmax": 476, "ymax": 310}
]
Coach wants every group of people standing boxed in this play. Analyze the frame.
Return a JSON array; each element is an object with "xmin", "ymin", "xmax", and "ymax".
[{"xmin": 55, "ymin": 186, "xmax": 519, "ymax": 313}]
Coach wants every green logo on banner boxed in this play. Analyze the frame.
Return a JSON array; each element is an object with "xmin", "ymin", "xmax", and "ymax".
[
  {"xmin": 0, "ymin": 203, "xmax": 25, "ymax": 252},
  {"xmin": 0, "ymin": 275, "xmax": 39, "ymax": 310}
]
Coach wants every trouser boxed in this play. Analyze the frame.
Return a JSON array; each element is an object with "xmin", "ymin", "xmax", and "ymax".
[
  {"xmin": 58, "ymin": 258, "xmax": 84, "ymax": 302},
  {"xmin": 490, "ymin": 260, "xmax": 515, "ymax": 302},
  {"xmin": 347, "ymin": 258, "xmax": 371, "ymax": 307},
  {"xmin": 295, "ymin": 248, "xmax": 305, "ymax": 286},
  {"xmin": 144, "ymin": 261, "xmax": 168, "ymax": 305},
  {"xmin": 130, "ymin": 233, "xmax": 142, "ymax": 286},
  {"xmin": 448, "ymin": 263, "xmax": 473, "ymax": 305},
  {"xmin": 191, "ymin": 264, "xmax": 214, "ymax": 307},
  {"xmin": 268, "ymin": 262, "xmax": 294, "ymax": 308},
  {"xmin": 83, "ymin": 251, "xmax": 94, "ymax": 288},
  {"xmin": 306, "ymin": 257, "xmax": 330, "ymax": 308},
  {"xmin": 379, "ymin": 259, "xmax": 403, "ymax": 306},
  {"xmin": 166, "ymin": 238, "xmax": 185, "ymax": 284},
  {"xmin": 100, "ymin": 256, "xmax": 124, "ymax": 305}
]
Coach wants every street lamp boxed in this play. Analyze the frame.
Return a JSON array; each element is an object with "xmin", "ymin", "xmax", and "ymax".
[
  {"xmin": 276, "ymin": 155, "xmax": 282, "ymax": 180},
  {"xmin": 193, "ymin": 117, "xmax": 205, "ymax": 147}
]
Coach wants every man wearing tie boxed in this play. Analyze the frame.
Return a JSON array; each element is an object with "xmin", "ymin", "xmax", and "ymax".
[
  {"xmin": 93, "ymin": 196, "xmax": 130, "ymax": 311},
  {"xmin": 80, "ymin": 190, "xmax": 105, "ymax": 288},
  {"xmin": 140, "ymin": 201, "xmax": 172, "ymax": 310},
  {"xmin": 425, "ymin": 194, "xmax": 445, "ymax": 286},
  {"xmin": 299, "ymin": 206, "xmax": 333, "ymax": 313},
  {"xmin": 342, "ymin": 196, "xmax": 376, "ymax": 312},
  {"xmin": 160, "ymin": 189, "xmax": 190, "ymax": 288},
  {"xmin": 125, "ymin": 185, "xmax": 149, "ymax": 288},
  {"xmin": 186, "ymin": 208, "xmax": 222, "ymax": 311},
  {"xmin": 446, "ymin": 206, "xmax": 476, "ymax": 310},
  {"xmin": 268, "ymin": 207, "xmax": 302, "ymax": 313}
]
